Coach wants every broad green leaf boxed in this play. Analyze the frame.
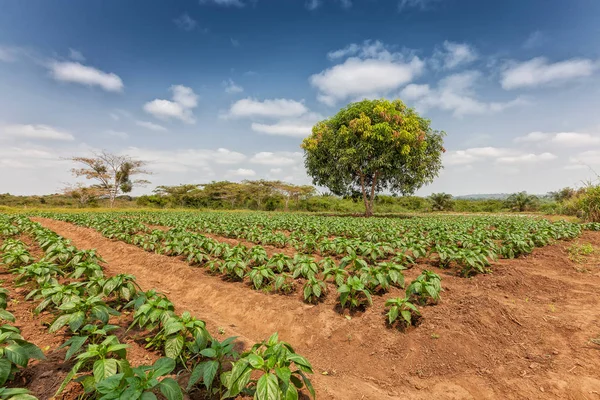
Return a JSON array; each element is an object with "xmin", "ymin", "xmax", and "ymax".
[
  {"xmin": 159, "ymin": 377, "xmax": 183, "ymax": 400},
  {"xmin": 165, "ymin": 335, "xmax": 184, "ymax": 359},
  {"xmin": 93, "ymin": 358, "xmax": 118, "ymax": 382},
  {"xmin": 203, "ymin": 360, "xmax": 219, "ymax": 390},
  {"xmin": 256, "ymin": 373, "xmax": 280, "ymax": 400},
  {"xmin": 0, "ymin": 358, "xmax": 11, "ymax": 386}
]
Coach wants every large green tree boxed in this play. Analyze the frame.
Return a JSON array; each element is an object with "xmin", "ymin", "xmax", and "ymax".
[{"xmin": 301, "ymin": 99, "xmax": 445, "ymax": 216}]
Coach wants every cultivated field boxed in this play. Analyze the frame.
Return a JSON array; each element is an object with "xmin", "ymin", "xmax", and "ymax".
[{"xmin": 1, "ymin": 211, "xmax": 599, "ymax": 399}]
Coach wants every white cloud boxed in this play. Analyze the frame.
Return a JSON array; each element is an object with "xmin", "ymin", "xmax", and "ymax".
[
  {"xmin": 311, "ymin": 57, "xmax": 424, "ymax": 105},
  {"xmin": 404, "ymin": 71, "xmax": 526, "ymax": 117},
  {"xmin": 135, "ymin": 120, "xmax": 167, "ymax": 132},
  {"xmin": 48, "ymin": 61, "xmax": 124, "ymax": 92},
  {"xmin": 552, "ymin": 132, "xmax": 600, "ymax": 147},
  {"xmin": 105, "ymin": 130, "xmax": 129, "ymax": 140},
  {"xmin": 0, "ymin": 46, "xmax": 23, "ymax": 62},
  {"xmin": 68, "ymin": 48, "xmax": 85, "ymax": 62},
  {"xmin": 223, "ymin": 79, "xmax": 244, "ymax": 94},
  {"xmin": 200, "ymin": 0, "xmax": 245, "ymax": 6},
  {"xmin": 432, "ymin": 41, "xmax": 477, "ymax": 69},
  {"xmin": 400, "ymin": 83, "xmax": 431, "ymax": 100},
  {"xmin": 514, "ymin": 131, "xmax": 600, "ymax": 147},
  {"xmin": 227, "ymin": 98, "xmax": 308, "ymax": 119},
  {"xmin": 501, "ymin": 57, "xmax": 596, "ymax": 90},
  {"xmin": 250, "ymin": 112, "xmax": 322, "ymax": 138},
  {"xmin": 250, "ymin": 151, "xmax": 303, "ymax": 166},
  {"xmin": 0, "ymin": 124, "xmax": 74, "ymax": 141},
  {"xmin": 445, "ymin": 146, "xmax": 556, "ymax": 167},
  {"xmin": 228, "ymin": 168, "xmax": 256, "ymax": 178},
  {"xmin": 514, "ymin": 131, "xmax": 550, "ymax": 143},
  {"xmin": 270, "ymin": 168, "xmax": 283, "ymax": 174},
  {"xmin": 174, "ymin": 13, "xmax": 198, "ymax": 31},
  {"xmin": 496, "ymin": 152, "xmax": 557, "ymax": 164},
  {"xmin": 143, "ymin": 85, "xmax": 198, "ymax": 124},
  {"xmin": 125, "ymin": 147, "xmax": 246, "ymax": 173},
  {"xmin": 109, "ymin": 113, "xmax": 120, "ymax": 121},
  {"xmin": 230, "ymin": 38, "xmax": 240, "ymax": 47}
]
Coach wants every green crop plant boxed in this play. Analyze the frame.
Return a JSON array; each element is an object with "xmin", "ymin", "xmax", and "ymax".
[
  {"xmin": 58, "ymin": 324, "xmax": 120, "ymax": 361},
  {"xmin": 92, "ymin": 357, "xmax": 182, "ymax": 400},
  {"xmin": 339, "ymin": 252, "xmax": 368, "ymax": 272},
  {"xmin": 31, "ymin": 282, "xmax": 86, "ymax": 313},
  {"xmin": 49, "ymin": 295, "xmax": 119, "ymax": 333},
  {"xmin": 385, "ymin": 297, "xmax": 420, "ymax": 328},
  {"xmin": 274, "ymin": 273, "xmax": 296, "ymax": 295},
  {"xmin": 292, "ymin": 255, "xmax": 319, "ymax": 279},
  {"xmin": 248, "ymin": 265, "xmax": 276, "ymax": 290},
  {"xmin": 222, "ymin": 332, "xmax": 315, "ymax": 399},
  {"xmin": 1, "ymin": 248, "xmax": 33, "ymax": 268},
  {"xmin": 14, "ymin": 261, "xmax": 63, "ymax": 287},
  {"xmin": 146, "ymin": 311, "xmax": 210, "ymax": 359},
  {"xmin": 303, "ymin": 277, "xmax": 327, "ymax": 304},
  {"xmin": 406, "ymin": 270, "xmax": 442, "ymax": 305},
  {"xmin": 338, "ymin": 276, "xmax": 373, "ymax": 310},
  {"xmin": 187, "ymin": 336, "xmax": 238, "ymax": 397},
  {"xmin": 323, "ymin": 264, "xmax": 349, "ymax": 286},
  {"xmin": 56, "ymin": 335, "xmax": 130, "ymax": 396},
  {"xmin": 0, "ymin": 324, "xmax": 45, "ymax": 387},
  {"xmin": 266, "ymin": 253, "xmax": 293, "ymax": 273},
  {"xmin": 128, "ymin": 290, "xmax": 175, "ymax": 331}
]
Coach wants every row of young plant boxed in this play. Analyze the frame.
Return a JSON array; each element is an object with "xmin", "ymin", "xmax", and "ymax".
[
  {"xmin": 24, "ymin": 213, "xmax": 442, "ymax": 329},
  {"xmin": 0, "ymin": 215, "xmax": 316, "ymax": 400},
  {"xmin": 42, "ymin": 211, "xmax": 584, "ymax": 276}
]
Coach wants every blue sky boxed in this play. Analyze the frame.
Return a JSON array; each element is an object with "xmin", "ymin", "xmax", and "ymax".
[{"xmin": 1, "ymin": 0, "xmax": 600, "ymax": 196}]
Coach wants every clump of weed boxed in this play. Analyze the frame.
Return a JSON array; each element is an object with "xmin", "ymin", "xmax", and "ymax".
[{"xmin": 567, "ymin": 242, "xmax": 594, "ymax": 263}]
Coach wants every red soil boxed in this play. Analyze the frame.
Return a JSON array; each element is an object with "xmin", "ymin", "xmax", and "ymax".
[{"xmin": 32, "ymin": 217, "xmax": 600, "ymax": 400}]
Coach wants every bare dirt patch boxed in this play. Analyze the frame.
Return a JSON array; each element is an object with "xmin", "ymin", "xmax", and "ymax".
[{"xmin": 32, "ymin": 217, "xmax": 600, "ymax": 400}]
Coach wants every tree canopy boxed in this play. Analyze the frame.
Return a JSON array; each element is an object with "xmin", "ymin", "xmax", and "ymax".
[{"xmin": 301, "ymin": 99, "xmax": 445, "ymax": 216}]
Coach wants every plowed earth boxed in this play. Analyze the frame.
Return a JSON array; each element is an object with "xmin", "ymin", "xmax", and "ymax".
[{"xmin": 27, "ymin": 218, "xmax": 600, "ymax": 400}]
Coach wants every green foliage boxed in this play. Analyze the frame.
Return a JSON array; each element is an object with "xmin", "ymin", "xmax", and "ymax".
[
  {"xmin": 506, "ymin": 192, "xmax": 539, "ymax": 212},
  {"xmin": 385, "ymin": 297, "xmax": 420, "ymax": 328},
  {"xmin": 302, "ymin": 277, "xmax": 327, "ymax": 304},
  {"xmin": 338, "ymin": 276, "xmax": 373, "ymax": 310},
  {"xmin": 0, "ymin": 324, "xmax": 45, "ymax": 386},
  {"xmin": 429, "ymin": 193, "xmax": 454, "ymax": 211},
  {"xmin": 0, "ymin": 387, "xmax": 38, "ymax": 400},
  {"xmin": 302, "ymin": 98, "xmax": 445, "ymax": 215},
  {"xmin": 222, "ymin": 332, "xmax": 315, "ymax": 400},
  {"xmin": 567, "ymin": 242, "xmax": 595, "ymax": 263},
  {"xmin": 94, "ymin": 357, "xmax": 182, "ymax": 400},
  {"xmin": 248, "ymin": 266, "xmax": 276, "ymax": 290},
  {"xmin": 187, "ymin": 336, "xmax": 238, "ymax": 397},
  {"xmin": 49, "ymin": 295, "xmax": 119, "ymax": 333},
  {"xmin": 406, "ymin": 270, "xmax": 441, "ymax": 305},
  {"xmin": 128, "ymin": 290, "xmax": 175, "ymax": 331}
]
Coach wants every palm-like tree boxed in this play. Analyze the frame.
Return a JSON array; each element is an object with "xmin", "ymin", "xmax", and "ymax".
[
  {"xmin": 429, "ymin": 193, "xmax": 454, "ymax": 211},
  {"xmin": 506, "ymin": 191, "xmax": 538, "ymax": 212}
]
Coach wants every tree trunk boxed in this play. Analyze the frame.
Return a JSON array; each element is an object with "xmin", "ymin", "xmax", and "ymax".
[
  {"xmin": 359, "ymin": 172, "xmax": 372, "ymax": 217},
  {"xmin": 284, "ymin": 197, "xmax": 290, "ymax": 212},
  {"xmin": 368, "ymin": 171, "xmax": 379, "ymax": 217}
]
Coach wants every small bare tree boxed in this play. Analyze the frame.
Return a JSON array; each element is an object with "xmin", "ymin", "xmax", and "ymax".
[{"xmin": 70, "ymin": 151, "xmax": 151, "ymax": 208}]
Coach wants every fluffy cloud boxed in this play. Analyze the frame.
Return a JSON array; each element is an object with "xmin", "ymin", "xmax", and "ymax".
[
  {"xmin": 314, "ymin": 40, "xmax": 424, "ymax": 105},
  {"xmin": 227, "ymin": 98, "xmax": 308, "ymax": 119},
  {"xmin": 401, "ymin": 71, "xmax": 526, "ymax": 117},
  {"xmin": 569, "ymin": 150, "xmax": 600, "ymax": 166},
  {"xmin": 223, "ymin": 79, "xmax": 244, "ymax": 94},
  {"xmin": 135, "ymin": 120, "xmax": 167, "ymax": 132},
  {"xmin": 311, "ymin": 57, "xmax": 424, "ymax": 106},
  {"xmin": 174, "ymin": 13, "xmax": 198, "ymax": 31},
  {"xmin": 125, "ymin": 147, "xmax": 245, "ymax": 173},
  {"xmin": 514, "ymin": 131, "xmax": 600, "ymax": 147},
  {"xmin": 143, "ymin": 85, "xmax": 198, "ymax": 124},
  {"xmin": 305, "ymin": 0, "xmax": 320, "ymax": 10},
  {"xmin": 227, "ymin": 168, "xmax": 256, "ymax": 178},
  {"xmin": 432, "ymin": 41, "xmax": 477, "ymax": 69},
  {"xmin": 48, "ymin": 61, "xmax": 123, "ymax": 92},
  {"xmin": 250, "ymin": 112, "xmax": 322, "ymax": 138},
  {"xmin": 501, "ymin": 57, "xmax": 596, "ymax": 90},
  {"xmin": 0, "ymin": 124, "xmax": 74, "ymax": 141},
  {"xmin": 249, "ymin": 151, "xmax": 303, "ymax": 166},
  {"xmin": 105, "ymin": 130, "xmax": 129, "ymax": 140},
  {"xmin": 445, "ymin": 146, "xmax": 556, "ymax": 166}
]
